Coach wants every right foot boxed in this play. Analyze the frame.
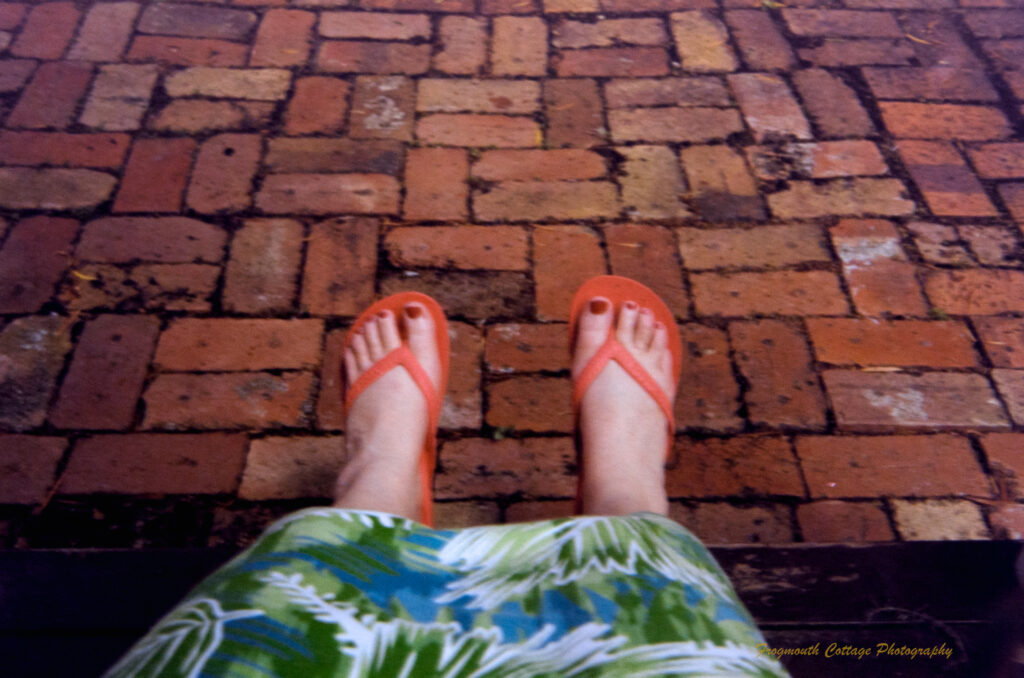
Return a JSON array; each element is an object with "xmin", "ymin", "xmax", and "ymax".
[{"xmin": 572, "ymin": 297, "xmax": 676, "ymax": 515}]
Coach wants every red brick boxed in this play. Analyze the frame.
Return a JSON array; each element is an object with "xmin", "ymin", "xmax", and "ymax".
[
  {"xmin": 797, "ymin": 501, "xmax": 894, "ymax": 543},
  {"xmin": 164, "ymin": 67, "xmax": 289, "ymax": 100},
  {"xmin": 492, "ymin": 16, "xmax": 548, "ymax": 76},
  {"xmin": 747, "ymin": 141, "xmax": 888, "ymax": 180},
  {"xmin": 692, "ymin": 271, "xmax": 849, "ymax": 317},
  {"xmin": 729, "ymin": 73, "xmax": 811, "ymax": 142},
  {"xmin": 317, "ymin": 41, "xmax": 429, "ymax": 74},
  {"xmin": 964, "ymin": 9, "xmax": 1024, "ymax": 37},
  {"xmin": 926, "ymin": 269, "xmax": 1024, "ymax": 314},
  {"xmin": 982, "ymin": 433, "xmax": 1024, "ymax": 493},
  {"xmin": 439, "ymin": 320, "xmax": 484, "ymax": 430},
  {"xmin": 768, "ymin": 178, "xmax": 915, "ymax": 219},
  {"xmin": 994, "ymin": 369, "xmax": 1024, "ymax": 424},
  {"xmin": 265, "ymin": 138, "xmax": 402, "ymax": 174},
  {"xmin": 435, "ymin": 16, "xmax": 486, "ymax": 75},
  {"xmin": 127, "ymin": 36, "xmax": 248, "ymax": 66},
  {"xmin": 881, "ymin": 102, "xmax": 1012, "ymax": 140},
  {"xmin": 0, "ymin": 317, "xmax": 72, "ymax": 431},
  {"xmin": 418, "ymin": 79, "xmax": 540, "ymax": 114},
  {"xmin": 0, "ymin": 216, "xmax": 77, "ymax": 314},
  {"xmin": 907, "ymin": 221, "xmax": 972, "ymax": 265},
  {"xmin": 320, "ymin": 11, "xmax": 429, "ymax": 40},
  {"xmin": 50, "ymin": 315, "xmax": 159, "ymax": 430},
  {"xmin": 544, "ymin": 79, "xmax": 605, "ymax": 148},
  {"xmin": 556, "ymin": 47, "xmax": 669, "ymax": 77},
  {"xmin": 417, "ymin": 114, "xmax": 540, "ymax": 148},
  {"xmin": 283, "ymin": 77, "xmax": 349, "ymax": 135},
  {"xmin": 223, "ymin": 219, "xmax": 303, "ymax": 314},
  {"xmin": 0, "ymin": 131, "xmax": 129, "ymax": 169},
  {"xmin": 474, "ymin": 150, "xmax": 604, "ymax": 182},
  {"xmin": 831, "ymin": 219, "xmax": 928, "ymax": 316},
  {"xmin": 10, "ymin": 2, "xmax": 79, "ymax": 59},
  {"xmin": 76, "ymin": 217, "xmax": 226, "ymax": 264},
  {"xmin": 68, "ymin": 263, "xmax": 219, "ymax": 312},
  {"xmin": 974, "ymin": 317, "xmax": 1024, "ymax": 368},
  {"xmin": 0, "ymin": 168, "xmax": 116, "ymax": 209},
  {"xmin": 672, "ymin": 502, "xmax": 793, "ymax": 544},
  {"xmin": 61, "ymin": 434, "xmax": 246, "ymax": 494},
  {"xmin": 317, "ymin": 329, "xmax": 345, "ymax": 431},
  {"xmin": 80, "ymin": 63, "xmax": 159, "ymax": 132},
  {"xmin": 680, "ymin": 144, "xmax": 764, "ymax": 220},
  {"xmin": 301, "ymin": 217, "xmax": 378, "ymax": 316},
  {"xmin": 667, "ymin": 437, "xmax": 803, "ymax": 497},
  {"xmin": 6, "ymin": 61, "xmax": 92, "ymax": 130},
  {"xmin": 725, "ymin": 10, "xmax": 795, "ymax": 71},
  {"xmin": 676, "ymin": 224, "xmax": 830, "ymax": 270},
  {"xmin": 0, "ymin": 436, "xmax": 65, "ymax": 504},
  {"xmin": 608, "ymin": 107, "xmax": 744, "ymax": 143},
  {"xmin": 847, "ymin": 0, "xmax": 954, "ymax": 7},
  {"xmin": 239, "ymin": 436, "xmax": 345, "ymax": 500},
  {"xmin": 960, "ymin": 225, "xmax": 1020, "ymax": 266},
  {"xmin": 67, "ymin": 2, "xmax": 139, "ymax": 62},
  {"xmin": 486, "ymin": 0, "xmax": 540, "ymax": 12},
  {"xmin": 983, "ymin": 38, "xmax": 1024, "ymax": 71},
  {"xmin": 437, "ymin": 437, "xmax": 574, "ymax": 499},
  {"xmin": 488, "ymin": 376, "xmax": 572, "ymax": 432},
  {"xmin": 1001, "ymin": 183, "xmax": 1024, "ymax": 221},
  {"xmin": 864, "ymin": 66, "xmax": 999, "ymax": 102},
  {"xmin": 142, "ymin": 372, "xmax": 315, "ymax": 430},
  {"xmin": 485, "ymin": 323, "xmax": 568, "ymax": 373},
  {"xmin": 898, "ymin": 140, "xmax": 999, "ymax": 217},
  {"xmin": 257, "ymin": 174, "xmax": 400, "ymax": 215},
  {"xmin": 404, "ymin": 148, "xmax": 468, "ymax": 221},
  {"xmin": 506, "ymin": 501, "xmax": 574, "ymax": 522},
  {"xmin": 386, "ymin": 226, "xmax": 528, "ymax": 271},
  {"xmin": 674, "ymin": 324, "xmax": 742, "ymax": 432},
  {"xmin": 348, "ymin": 75, "xmax": 415, "ymax": 141},
  {"xmin": 475, "ymin": 181, "xmax": 619, "ymax": 222},
  {"xmin": 792, "ymin": 68, "xmax": 875, "ymax": 138},
  {"xmin": 534, "ymin": 225, "xmax": 606, "ymax": 321},
  {"xmin": 113, "ymin": 138, "xmax": 195, "ymax": 213},
  {"xmin": 990, "ymin": 506, "xmax": 1024, "ymax": 540},
  {"xmin": 799, "ymin": 39, "xmax": 914, "ymax": 67},
  {"xmin": 670, "ymin": 11, "xmax": 738, "ymax": 72},
  {"xmin": 149, "ymin": 100, "xmax": 274, "ymax": 133},
  {"xmin": 0, "ymin": 3, "xmax": 27, "ymax": 30},
  {"xmin": 138, "ymin": 3, "xmax": 256, "ymax": 39},
  {"xmin": 0, "ymin": 59, "xmax": 35, "ymax": 93},
  {"xmin": 823, "ymin": 370, "xmax": 1010, "ymax": 431},
  {"xmin": 604, "ymin": 0, "xmax": 715, "ymax": 10},
  {"xmin": 250, "ymin": 9, "xmax": 314, "ymax": 66},
  {"xmin": 360, "ymin": 0, "xmax": 473, "ymax": 11},
  {"xmin": 731, "ymin": 320, "xmax": 828, "ymax": 430},
  {"xmin": 901, "ymin": 12, "xmax": 983, "ymax": 70},
  {"xmin": 784, "ymin": 9, "xmax": 902, "ymax": 37},
  {"xmin": 388, "ymin": 273, "xmax": 534, "ymax": 321},
  {"xmin": 604, "ymin": 76, "xmax": 730, "ymax": 108},
  {"xmin": 604, "ymin": 224, "xmax": 689, "ymax": 319},
  {"xmin": 553, "ymin": 18, "xmax": 666, "ymax": 48},
  {"xmin": 618, "ymin": 145, "xmax": 690, "ymax": 219},
  {"xmin": 969, "ymin": 142, "xmax": 1024, "ymax": 178},
  {"xmin": 807, "ymin": 318, "xmax": 979, "ymax": 367},
  {"xmin": 154, "ymin": 319, "xmax": 322, "ymax": 372}
]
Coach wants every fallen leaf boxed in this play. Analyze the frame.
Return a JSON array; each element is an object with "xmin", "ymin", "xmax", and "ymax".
[
  {"xmin": 905, "ymin": 33, "xmax": 935, "ymax": 45},
  {"xmin": 71, "ymin": 269, "xmax": 98, "ymax": 281}
]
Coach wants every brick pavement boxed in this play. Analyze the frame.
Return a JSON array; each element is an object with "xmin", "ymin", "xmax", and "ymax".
[{"xmin": 0, "ymin": 0, "xmax": 1023, "ymax": 548}]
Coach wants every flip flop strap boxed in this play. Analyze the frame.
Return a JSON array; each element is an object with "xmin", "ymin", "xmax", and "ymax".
[
  {"xmin": 573, "ymin": 336, "xmax": 675, "ymax": 428},
  {"xmin": 345, "ymin": 345, "xmax": 442, "ymax": 435}
]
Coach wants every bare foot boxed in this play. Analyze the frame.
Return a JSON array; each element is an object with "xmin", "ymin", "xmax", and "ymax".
[
  {"xmin": 333, "ymin": 303, "xmax": 442, "ymax": 521},
  {"xmin": 573, "ymin": 297, "xmax": 675, "ymax": 515}
]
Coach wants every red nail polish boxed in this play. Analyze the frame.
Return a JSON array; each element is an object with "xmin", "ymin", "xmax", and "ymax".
[
  {"xmin": 378, "ymin": 310, "xmax": 389, "ymax": 318},
  {"xmin": 405, "ymin": 305, "xmax": 423, "ymax": 318},
  {"xmin": 624, "ymin": 301, "xmax": 638, "ymax": 310},
  {"xmin": 589, "ymin": 299, "xmax": 609, "ymax": 314}
]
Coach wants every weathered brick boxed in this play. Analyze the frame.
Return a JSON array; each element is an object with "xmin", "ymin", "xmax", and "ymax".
[
  {"xmin": 926, "ymin": 269, "xmax": 1024, "ymax": 314},
  {"xmin": 473, "ymin": 181, "xmax": 619, "ymax": 222},
  {"xmin": 165, "ymin": 67, "xmax": 290, "ymax": 100},
  {"xmin": 250, "ymin": 9, "xmax": 315, "ymax": 67},
  {"xmin": 154, "ymin": 319, "xmax": 322, "ymax": 372},
  {"xmin": 667, "ymin": 437, "xmax": 804, "ymax": 497},
  {"xmin": 724, "ymin": 10, "xmax": 795, "ymax": 71},
  {"xmin": 0, "ymin": 317, "xmax": 72, "ymax": 431},
  {"xmin": 797, "ymin": 501, "xmax": 894, "ymax": 543},
  {"xmin": 672, "ymin": 502, "xmax": 793, "ymax": 544},
  {"xmin": 137, "ymin": 3, "xmax": 257, "ymax": 40},
  {"xmin": 901, "ymin": 12, "xmax": 983, "ymax": 70},
  {"xmin": 677, "ymin": 224, "xmax": 829, "ymax": 270},
  {"xmin": 544, "ymin": 78, "xmax": 605, "ymax": 148},
  {"xmin": 418, "ymin": 79, "xmax": 540, "ymax": 115},
  {"xmin": 127, "ymin": 36, "xmax": 248, "ymax": 67},
  {"xmin": 320, "ymin": 11, "xmax": 430, "ymax": 39},
  {"xmin": 864, "ymin": 66, "xmax": 1000, "ymax": 101},
  {"xmin": 729, "ymin": 73, "xmax": 811, "ymax": 142},
  {"xmin": 534, "ymin": 225, "xmax": 606, "ymax": 321},
  {"xmin": 674, "ymin": 324, "xmax": 742, "ymax": 432},
  {"xmin": 0, "ymin": 59, "xmax": 35, "ymax": 93},
  {"xmin": 604, "ymin": 224, "xmax": 689, "ymax": 319},
  {"xmin": 767, "ymin": 179, "xmax": 916, "ymax": 218},
  {"xmin": 284, "ymin": 77, "xmax": 349, "ymax": 135},
  {"xmin": 692, "ymin": 271, "xmax": 849, "ymax": 317},
  {"xmin": 443, "ymin": 321, "xmax": 484, "ymax": 430},
  {"xmin": 435, "ymin": 16, "xmax": 486, "ymax": 75},
  {"xmin": 7, "ymin": 61, "xmax": 92, "ymax": 129},
  {"xmin": 380, "ymin": 270, "xmax": 532, "ymax": 319},
  {"xmin": 964, "ymin": 9, "xmax": 1024, "ymax": 38},
  {"xmin": 0, "ymin": 168, "xmax": 115, "ymax": 209},
  {"xmin": 990, "ymin": 506, "xmax": 1024, "ymax": 540},
  {"xmin": 77, "ymin": 217, "xmax": 226, "ymax": 263},
  {"xmin": 784, "ymin": 8, "xmax": 902, "ymax": 37},
  {"xmin": 609, "ymin": 107, "xmax": 744, "ymax": 143},
  {"xmin": 808, "ymin": 318, "xmax": 978, "ymax": 367},
  {"xmin": 792, "ymin": 68, "xmax": 875, "ymax": 138},
  {"xmin": 301, "ymin": 218, "xmax": 378, "ymax": 316},
  {"xmin": 0, "ymin": 3, "xmax": 27, "ymax": 30},
  {"xmin": 993, "ymin": 369, "xmax": 1024, "ymax": 424},
  {"xmin": 0, "ymin": 216, "xmax": 77, "ymax": 314},
  {"xmin": 80, "ymin": 64, "xmax": 159, "ymax": 131},
  {"xmin": 67, "ymin": 263, "xmax": 219, "ymax": 312},
  {"xmin": 0, "ymin": 131, "xmax": 129, "ymax": 169},
  {"xmin": 881, "ymin": 102, "xmax": 1012, "ymax": 140},
  {"xmin": 67, "ymin": 2, "xmax": 139, "ymax": 62},
  {"xmin": 982, "ymin": 38, "xmax": 1024, "ymax": 71},
  {"xmin": 142, "ymin": 372, "xmax": 315, "ymax": 430},
  {"xmin": 605, "ymin": 76, "xmax": 730, "ymax": 108},
  {"xmin": 257, "ymin": 174, "xmax": 400, "ymax": 215},
  {"xmin": 486, "ymin": 323, "xmax": 568, "ymax": 373},
  {"xmin": 317, "ymin": 41, "xmax": 430, "ymax": 74},
  {"xmin": 681, "ymin": 144, "xmax": 764, "ymax": 220},
  {"xmin": 487, "ymin": 376, "xmax": 573, "ymax": 432},
  {"xmin": 891, "ymin": 499, "xmax": 989, "ymax": 540},
  {"xmin": 61, "ymin": 434, "xmax": 247, "ymax": 494},
  {"xmin": 556, "ymin": 47, "xmax": 669, "ymax": 77},
  {"xmin": 150, "ymin": 100, "xmax": 274, "ymax": 133},
  {"xmin": 604, "ymin": 0, "xmax": 715, "ymax": 10},
  {"xmin": 349, "ymin": 75, "xmax": 415, "ymax": 140},
  {"xmin": 831, "ymin": 219, "xmax": 928, "ymax": 316},
  {"xmin": 492, "ymin": 16, "xmax": 548, "ymax": 76},
  {"xmin": 386, "ymin": 226, "xmax": 529, "ymax": 271},
  {"xmin": 474, "ymin": 149, "xmax": 604, "ymax": 181},
  {"xmin": 747, "ymin": 141, "xmax": 888, "ymax": 180},
  {"xmin": 265, "ymin": 138, "xmax": 403, "ymax": 174},
  {"xmin": 10, "ymin": 2, "xmax": 79, "ymax": 59},
  {"xmin": 317, "ymin": 329, "xmax": 345, "ymax": 431},
  {"xmin": 404, "ymin": 148, "xmax": 468, "ymax": 221},
  {"xmin": 360, "ymin": 0, "xmax": 473, "ymax": 11},
  {"xmin": 0, "ymin": 436, "xmax": 65, "ymax": 504},
  {"xmin": 974, "ymin": 317, "xmax": 1024, "ymax": 368},
  {"xmin": 982, "ymin": 433, "xmax": 1024, "ymax": 494},
  {"xmin": 50, "ymin": 315, "xmax": 159, "ymax": 430},
  {"xmin": 824, "ymin": 370, "xmax": 1010, "ymax": 431},
  {"xmin": 437, "ymin": 438, "xmax": 574, "ymax": 499},
  {"xmin": 892, "ymin": 220, "xmax": 969, "ymax": 266},
  {"xmin": 958, "ymin": 225, "xmax": 1019, "ymax": 266},
  {"xmin": 114, "ymin": 138, "xmax": 195, "ymax": 213},
  {"xmin": 434, "ymin": 502, "xmax": 502, "ymax": 529},
  {"xmin": 799, "ymin": 39, "xmax": 913, "ymax": 67},
  {"xmin": 730, "ymin": 320, "xmax": 827, "ymax": 430},
  {"xmin": 670, "ymin": 11, "xmax": 737, "ymax": 72},
  {"xmin": 187, "ymin": 134, "xmax": 261, "ymax": 213},
  {"xmin": 618, "ymin": 145, "xmax": 690, "ymax": 219},
  {"xmin": 487, "ymin": 0, "xmax": 541, "ymax": 12},
  {"xmin": 239, "ymin": 437, "xmax": 345, "ymax": 500},
  {"xmin": 1001, "ymin": 183, "xmax": 1024, "ymax": 221},
  {"xmin": 969, "ymin": 142, "xmax": 1024, "ymax": 178},
  {"xmin": 553, "ymin": 18, "xmax": 666, "ymax": 48},
  {"xmin": 224, "ymin": 219, "xmax": 303, "ymax": 314}
]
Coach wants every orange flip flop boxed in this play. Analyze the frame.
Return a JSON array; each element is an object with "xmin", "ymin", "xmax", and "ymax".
[
  {"xmin": 569, "ymin": 276, "xmax": 683, "ymax": 513},
  {"xmin": 344, "ymin": 292, "xmax": 449, "ymax": 527}
]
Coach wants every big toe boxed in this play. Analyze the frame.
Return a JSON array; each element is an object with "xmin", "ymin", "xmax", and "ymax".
[
  {"xmin": 403, "ymin": 303, "xmax": 443, "ymax": 388},
  {"xmin": 573, "ymin": 297, "xmax": 613, "ymax": 378}
]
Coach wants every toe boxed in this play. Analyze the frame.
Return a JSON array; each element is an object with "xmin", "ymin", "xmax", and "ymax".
[
  {"xmin": 635, "ymin": 307, "xmax": 655, "ymax": 349},
  {"xmin": 378, "ymin": 310, "xmax": 401, "ymax": 352},
  {"xmin": 652, "ymin": 321, "xmax": 668, "ymax": 354},
  {"xmin": 404, "ymin": 302, "xmax": 442, "ymax": 388},
  {"xmin": 344, "ymin": 347, "xmax": 359, "ymax": 384},
  {"xmin": 615, "ymin": 301, "xmax": 639, "ymax": 345},
  {"xmin": 351, "ymin": 331, "xmax": 372, "ymax": 370},
  {"xmin": 573, "ymin": 297, "xmax": 614, "ymax": 377},
  {"xmin": 364, "ymin": 317, "xmax": 385, "ymax": 359}
]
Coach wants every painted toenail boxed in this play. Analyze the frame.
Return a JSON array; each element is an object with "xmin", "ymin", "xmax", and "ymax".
[
  {"xmin": 378, "ymin": 310, "xmax": 389, "ymax": 318},
  {"xmin": 405, "ymin": 305, "xmax": 423, "ymax": 319},
  {"xmin": 640, "ymin": 307, "xmax": 652, "ymax": 316},
  {"xmin": 590, "ymin": 299, "xmax": 609, "ymax": 314},
  {"xmin": 624, "ymin": 301, "xmax": 638, "ymax": 310}
]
